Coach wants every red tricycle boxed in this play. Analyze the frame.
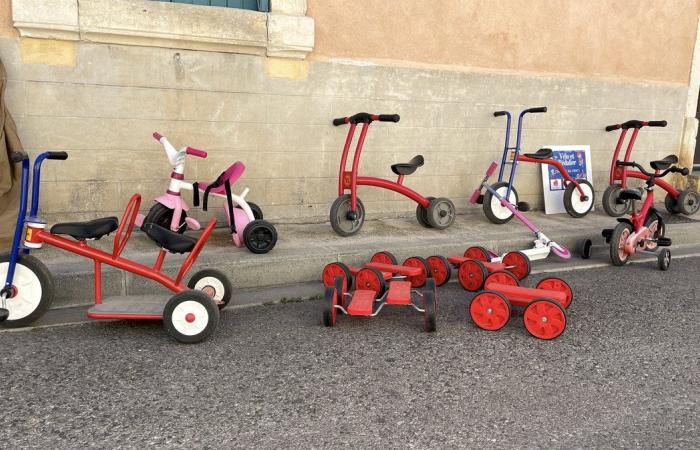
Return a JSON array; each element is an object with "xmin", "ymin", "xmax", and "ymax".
[
  {"xmin": 321, "ymin": 252, "xmax": 437, "ymax": 331},
  {"xmin": 329, "ymin": 112, "xmax": 456, "ymax": 236},
  {"xmin": 424, "ymin": 246, "xmax": 531, "ymax": 291},
  {"xmin": 581, "ymin": 155, "xmax": 688, "ymax": 270},
  {"xmin": 0, "ymin": 151, "xmax": 231, "ymax": 343},
  {"xmin": 602, "ymin": 120, "xmax": 699, "ymax": 217},
  {"xmin": 470, "ymin": 271, "xmax": 572, "ymax": 340}
]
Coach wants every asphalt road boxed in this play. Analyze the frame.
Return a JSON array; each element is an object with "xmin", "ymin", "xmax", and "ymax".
[{"xmin": 1, "ymin": 257, "xmax": 699, "ymax": 449}]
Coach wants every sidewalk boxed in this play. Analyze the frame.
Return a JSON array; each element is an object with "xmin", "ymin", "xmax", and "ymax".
[{"xmin": 34, "ymin": 207, "xmax": 700, "ymax": 308}]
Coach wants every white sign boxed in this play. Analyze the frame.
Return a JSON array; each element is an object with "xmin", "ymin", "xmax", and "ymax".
[{"xmin": 540, "ymin": 145, "xmax": 593, "ymax": 215}]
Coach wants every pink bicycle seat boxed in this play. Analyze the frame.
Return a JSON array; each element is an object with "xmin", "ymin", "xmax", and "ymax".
[{"xmin": 197, "ymin": 161, "xmax": 246, "ymax": 194}]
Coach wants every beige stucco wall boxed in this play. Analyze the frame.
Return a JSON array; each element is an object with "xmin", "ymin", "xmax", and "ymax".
[{"xmin": 309, "ymin": 0, "xmax": 700, "ymax": 84}]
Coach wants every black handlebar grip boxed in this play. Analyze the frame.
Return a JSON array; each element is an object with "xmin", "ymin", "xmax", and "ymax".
[
  {"xmin": 526, "ymin": 107, "xmax": 547, "ymax": 113},
  {"xmin": 618, "ymin": 161, "xmax": 636, "ymax": 167},
  {"xmin": 679, "ymin": 167, "xmax": 690, "ymax": 176},
  {"xmin": 493, "ymin": 111, "xmax": 508, "ymax": 117},
  {"xmin": 46, "ymin": 151, "xmax": 68, "ymax": 160},
  {"xmin": 648, "ymin": 120, "xmax": 667, "ymax": 127},
  {"xmin": 377, "ymin": 114, "xmax": 400, "ymax": 123},
  {"xmin": 9, "ymin": 150, "xmax": 28, "ymax": 162},
  {"xmin": 332, "ymin": 117, "xmax": 347, "ymax": 126},
  {"xmin": 605, "ymin": 124, "xmax": 621, "ymax": 132}
]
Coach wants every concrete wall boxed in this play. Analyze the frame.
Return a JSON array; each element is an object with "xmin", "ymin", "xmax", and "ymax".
[{"xmin": 0, "ymin": 0, "xmax": 695, "ymax": 229}]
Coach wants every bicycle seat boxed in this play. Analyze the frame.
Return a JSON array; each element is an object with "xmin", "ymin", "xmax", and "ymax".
[
  {"xmin": 142, "ymin": 223, "xmax": 196, "ymax": 254},
  {"xmin": 523, "ymin": 148, "xmax": 552, "ymax": 160},
  {"xmin": 50, "ymin": 217, "xmax": 119, "ymax": 240},
  {"xmin": 650, "ymin": 154, "xmax": 678, "ymax": 171},
  {"xmin": 618, "ymin": 189, "xmax": 642, "ymax": 201},
  {"xmin": 197, "ymin": 161, "xmax": 245, "ymax": 195},
  {"xmin": 391, "ymin": 155, "xmax": 424, "ymax": 176}
]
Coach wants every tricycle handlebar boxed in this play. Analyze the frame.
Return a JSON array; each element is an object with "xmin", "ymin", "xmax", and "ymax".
[
  {"xmin": 332, "ymin": 113, "xmax": 400, "ymax": 126},
  {"xmin": 186, "ymin": 147, "xmax": 207, "ymax": 158},
  {"xmin": 605, "ymin": 120, "xmax": 667, "ymax": 132},
  {"xmin": 46, "ymin": 151, "xmax": 68, "ymax": 160},
  {"xmin": 10, "ymin": 150, "xmax": 28, "ymax": 162},
  {"xmin": 616, "ymin": 160, "xmax": 687, "ymax": 178},
  {"xmin": 523, "ymin": 106, "xmax": 547, "ymax": 114}
]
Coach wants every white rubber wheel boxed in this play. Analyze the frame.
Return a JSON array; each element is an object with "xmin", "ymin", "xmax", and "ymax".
[
  {"xmin": 483, "ymin": 182, "xmax": 517, "ymax": 224},
  {"xmin": 0, "ymin": 253, "xmax": 54, "ymax": 327},
  {"xmin": 163, "ymin": 290, "xmax": 220, "ymax": 344},
  {"xmin": 188, "ymin": 268, "xmax": 233, "ymax": 310},
  {"xmin": 563, "ymin": 180, "xmax": 594, "ymax": 218}
]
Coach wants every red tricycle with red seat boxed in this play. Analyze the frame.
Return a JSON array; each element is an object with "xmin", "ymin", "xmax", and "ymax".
[
  {"xmin": 329, "ymin": 112, "xmax": 456, "ymax": 236},
  {"xmin": 602, "ymin": 120, "xmax": 699, "ymax": 217},
  {"xmin": 470, "ymin": 271, "xmax": 573, "ymax": 340},
  {"xmin": 0, "ymin": 150, "xmax": 231, "ymax": 343},
  {"xmin": 424, "ymin": 246, "xmax": 531, "ymax": 291},
  {"xmin": 321, "ymin": 252, "xmax": 437, "ymax": 331}
]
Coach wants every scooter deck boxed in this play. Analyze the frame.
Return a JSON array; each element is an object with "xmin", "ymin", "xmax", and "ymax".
[
  {"xmin": 87, "ymin": 295, "xmax": 167, "ymax": 320},
  {"xmin": 346, "ymin": 290, "xmax": 376, "ymax": 316},
  {"xmin": 386, "ymin": 281, "xmax": 412, "ymax": 305}
]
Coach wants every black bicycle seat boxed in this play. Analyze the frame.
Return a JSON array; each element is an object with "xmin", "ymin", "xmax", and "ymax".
[
  {"xmin": 618, "ymin": 189, "xmax": 642, "ymax": 201},
  {"xmin": 51, "ymin": 217, "xmax": 119, "ymax": 240},
  {"xmin": 142, "ymin": 223, "xmax": 196, "ymax": 254},
  {"xmin": 391, "ymin": 155, "xmax": 424, "ymax": 176},
  {"xmin": 650, "ymin": 154, "xmax": 678, "ymax": 171},
  {"xmin": 523, "ymin": 148, "xmax": 552, "ymax": 160}
]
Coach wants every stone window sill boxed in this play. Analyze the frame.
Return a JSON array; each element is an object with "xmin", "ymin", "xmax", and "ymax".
[{"xmin": 12, "ymin": 0, "xmax": 314, "ymax": 59}]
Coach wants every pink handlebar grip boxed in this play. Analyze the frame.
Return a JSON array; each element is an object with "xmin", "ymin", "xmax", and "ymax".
[
  {"xmin": 485, "ymin": 161, "xmax": 498, "ymax": 177},
  {"xmin": 186, "ymin": 147, "xmax": 207, "ymax": 158},
  {"xmin": 469, "ymin": 188, "xmax": 482, "ymax": 204},
  {"xmin": 153, "ymin": 132, "xmax": 163, "ymax": 141}
]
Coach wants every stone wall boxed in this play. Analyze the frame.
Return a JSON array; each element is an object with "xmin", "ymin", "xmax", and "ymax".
[{"xmin": 0, "ymin": 37, "xmax": 688, "ymax": 226}]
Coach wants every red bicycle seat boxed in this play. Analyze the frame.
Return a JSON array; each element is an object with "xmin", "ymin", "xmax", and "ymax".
[{"xmin": 197, "ymin": 161, "xmax": 246, "ymax": 194}]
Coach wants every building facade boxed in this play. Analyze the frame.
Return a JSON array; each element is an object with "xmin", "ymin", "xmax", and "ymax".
[{"xmin": 0, "ymin": 0, "xmax": 699, "ymax": 232}]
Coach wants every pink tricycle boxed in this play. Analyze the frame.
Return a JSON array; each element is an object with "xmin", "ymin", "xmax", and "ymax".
[{"xmin": 137, "ymin": 133, "xmax": 277, "ymax": 254}]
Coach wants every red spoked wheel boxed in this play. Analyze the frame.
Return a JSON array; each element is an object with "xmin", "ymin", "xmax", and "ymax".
[
  {"xmin": 469, "ymin": 291, "xmax": 511, "ymax": 331},
  {"xmin": 484, "ymin": 270, "xmax": 519, "ymax": 289},
  {"xmin": 464, "ymin": 246, "xmax": 491, "ymax": 262},
  {"xmin": 426, "ymin": 255, "xmax": 452, "ymax": 286},
  {"xmin": 322, "ymin": 262, "xmax": 353, "ymax": 291},
  {"xmin": 535, "ymin": 277, "xmax": 573, "ymax": 309},
  {"xmin": 355, "ymin": 267, "xmax": 386, "ymax": 296},
  {"xmin": 523, "ymin": 298, "xmax": 566, "ymax": 340},
  {"xmin": 370, "ymin": 251, "xmax": 398, "ymax": 266},
  {"xmin": 457, "ymin": 259, "xmax": 488, "ymax": 292},
  {"xmin": 502, "ymin": 251, "xmax": 531, "ymax": 280},
  {"xmin": 402, "ymin": 256, "xmax": 432, "ymax": 288}
]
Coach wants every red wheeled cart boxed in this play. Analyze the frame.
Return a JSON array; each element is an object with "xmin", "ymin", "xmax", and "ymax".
[
  {"xmin": 424, "ymin": 246, "xmax": 531, "ymax": 291},
  {"xmin": 470, "ymin": 271, "xmax": 572, "ymax": 340},
  {"xmin": 321, "ymin": 253, "xmax": 437, "ymax": 332}
]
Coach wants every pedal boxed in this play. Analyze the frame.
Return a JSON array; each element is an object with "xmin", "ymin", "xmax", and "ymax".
[
  {"xmin": 517, "ymin": 201, "xmax": 530, "ymax": 212},
  {"xmin": 657, "ymin": 237, "xmax": 672, "ymax": 247},
  {"xmin": 476, "ymin": 194, "xmax": 484, "ymax": 204},
  {"xmin": 602, "ymin": 229, "xmax": 613, "ymax": 243}
]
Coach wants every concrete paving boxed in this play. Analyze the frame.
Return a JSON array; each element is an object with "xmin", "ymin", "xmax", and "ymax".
[
  {"xmin": 20, "ymin": 206, "xmax": 700, "ymax": 308},
  {"xmin": 0, "ymin": 257, "xmax": 698, "ymax": 448}
]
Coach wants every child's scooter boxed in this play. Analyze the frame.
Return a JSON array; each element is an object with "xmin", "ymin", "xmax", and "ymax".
[
  {"xmin": 602, "ymin": 120, "xmax": 699, "ymax": 217},
  {"xmin": 470, "ymin": 161, "xmax": 571, "ymax": 261},
  {"xmin": 330, "ymin": 113, "xmax": 456, "ymax": 236},
  {"xmin": 580, "ymin": 155, "xmax": 688, "ymax": 270},
  {"xmin": 0, "ymin": 150, "xmax": 231, "ymax": 343},
  {"xmin": 481, "ymin": 107, "xmax": 594, "ymax": 223},
  {"xmin": 322, "ymin": 251, "xmax": 432, "ymax": 291},
  {"xmin": 139, "ymin": 133, "xmax": 277, "ymax": 254}
]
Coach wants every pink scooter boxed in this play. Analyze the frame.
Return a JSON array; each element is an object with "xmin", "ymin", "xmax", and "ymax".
[{"xmin": 137, "ymin": 133, "xmax": 277, "ymax": 254}]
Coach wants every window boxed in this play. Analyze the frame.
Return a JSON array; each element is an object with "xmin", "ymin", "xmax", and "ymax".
[{"xmin": 154, "ymin": 0, "xmax": 270, "ymax": 12}]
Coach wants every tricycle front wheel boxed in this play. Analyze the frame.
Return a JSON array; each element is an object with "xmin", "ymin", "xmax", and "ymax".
[{"xmin": 0, "ymin": 253, "xmax": 54, "ymax": 328}]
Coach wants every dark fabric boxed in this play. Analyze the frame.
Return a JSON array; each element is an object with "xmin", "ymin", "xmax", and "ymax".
[{"xmin": 0, "ymin": 58, "xmax": 23, "ymax": 251}]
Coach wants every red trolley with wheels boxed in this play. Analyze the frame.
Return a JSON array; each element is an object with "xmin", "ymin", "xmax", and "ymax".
[
  {"xmin": 329, "ymin": 112, "xmax": 456, "ymax": 236},
  {"xmin": 602, "ymin": 120, "xmax": 699, "ymax": 217},
  {"xmin": 424, "ymin": 246, "xmax": 531, "ymax": 291},
  {"xmin": 469, "ymin": 271, "xmax": 572, "ymax": 340},
  {"xmin": 321, "ymin": 255, "xmax": 437, "ymax": 332},
  {"xmin": 1, "ymin": 151, "xmax": 232, "ymax": 343}
]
